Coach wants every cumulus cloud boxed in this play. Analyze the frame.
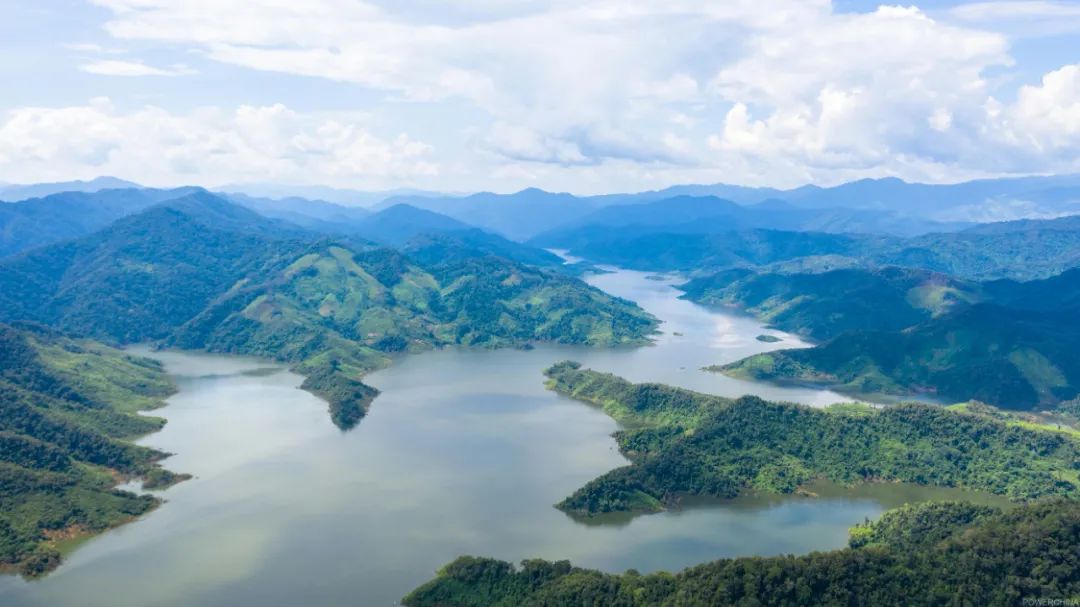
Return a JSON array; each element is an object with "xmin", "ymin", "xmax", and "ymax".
[
  {"xmin": 0, "ymin": 99, "xmax": 438, "ymax": 187},
  {"xmin": 997, "ymin": 63, "xmax": 1080, "ymax": 153},
  {"xmin": 12, "ymin": 0, "xmax": 1079, "ymax": 189}
]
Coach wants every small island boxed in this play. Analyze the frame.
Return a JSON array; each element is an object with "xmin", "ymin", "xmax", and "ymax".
[{"xmin": 755, "ymin": 334, "xmax": 782, "ymax": 343}]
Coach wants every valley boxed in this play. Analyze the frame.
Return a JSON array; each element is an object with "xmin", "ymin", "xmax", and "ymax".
[
  {"xmin": 5, "ymin": 5, "xmax": 1080, "ymax": 604},
  {"xmin": 0, "ymin": 266, "xmax": 1001, "ymax": 607},
  {"xmin": 0, "ymin": 180, "xmax": 1078, "ymax": 606}
]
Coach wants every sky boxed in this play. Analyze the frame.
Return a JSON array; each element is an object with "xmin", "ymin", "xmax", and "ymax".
[{"xmin": 0, "ymin": 0, "xmax": 1077, "ymax": 194}]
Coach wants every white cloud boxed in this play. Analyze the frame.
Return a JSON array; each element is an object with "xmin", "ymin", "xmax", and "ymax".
[
  {"xmin": 0, "ymin": 100, "xmax": 438, "ymax": 187},
  {"xmin": 992, "ymin": 63, "xmax": 1080, "ymax": 153},
  {"xmin": 80, "ymin": 59, "xmax": 196, "ymax": 76},
  {"xmin": 11, "ymin": 0, "xmax": 1075, "ymax": 190}
]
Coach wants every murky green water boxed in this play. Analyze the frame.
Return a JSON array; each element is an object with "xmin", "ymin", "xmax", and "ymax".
[{"xmin": 0, "ymin": 269, "xmax": 1007, "ymax": 606}]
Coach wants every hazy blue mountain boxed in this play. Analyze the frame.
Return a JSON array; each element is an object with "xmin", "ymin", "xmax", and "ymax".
[
  {"xmin": 541, "ymin": 212, "xmax": 1080, "ymax": 280},
  {"xmin": 217, "ymin": 183, "xmax": 447, "ymax": 207},
  {"xmin": 780, "ymin": 175, "xmax": 1080, "ymax": 221},
  {"xmin": 960, "ymin": 214, "xmax": 1080, "ymax": 235},
  {"xmin": 532, "ymin": 228, "xmax": 883, "ymax": 273},
  {"xmin": 532, "ymin": 195, "xmax": 966, "ymax": 243},
  {"xmin": 352, "ymin": 204, "xmax": 473, "ymax": 245},
  {"xmin": 0, "ymin": 177, "xmax": 142, "ymax": 202},
  {"xmin": 0, "ymin": 187, "xmax": 205, "ymax": 257},
  {"xmin": 380, "ymin": 188, "xmax": 604, "ymax": 240},
  {"xmin": 386, "ymin": 175, "xmax": 1079, "ymax": 241},
  {"xmin": 223, "ymin": 192, "xmax": 371, "ymax": 233}
]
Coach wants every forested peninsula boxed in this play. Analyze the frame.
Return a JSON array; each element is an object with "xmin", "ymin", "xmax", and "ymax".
[
  {"xmin": 545, "ymin": 362, "xmax": 1079, "ymax": 516},
  {"xmin": 0, "ymin": 323, "xmax": 187, "ymax": 577},
  {"xmin": 404, "ymin": 364, "xmax": 1080, "ymax": 605}
]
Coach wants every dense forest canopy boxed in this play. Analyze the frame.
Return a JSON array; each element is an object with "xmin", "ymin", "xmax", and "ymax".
[
  {"xmin": 0, "ymin": 193, "xmax": 658, "ymax": 429},
  {"xmin": 0, "ymin": 323, "xmax": 184, "ymax": 576},
  {"xmin": 545, "ymin": 363, "xmax": 1079, "ymax": 517}
]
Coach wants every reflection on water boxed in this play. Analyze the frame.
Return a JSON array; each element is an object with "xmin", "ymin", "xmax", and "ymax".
[{"xmin": 0, "ymin": 269, "xmax": 998, "ymax": 607}]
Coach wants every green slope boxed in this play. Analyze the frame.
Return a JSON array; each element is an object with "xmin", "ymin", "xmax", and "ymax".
[
  {"xmin": 718, "ymin": 304, "xmax": 1080, "ymax": 410},
  {"xmin": 0, "ymin": 193, "xmax": 658, "ymax": 429},
  {"xmin": 537, "ymin": 214, "xmax": 1080, "ymax": 280},
  {"xmin": 0, "ymin": 323, "xmax": 184, "ymax": 577},
  {"xmin": 679, "ymin": 266, "xmax": 979, "ymax": 341},
  {"xmin": 545, "ymin": 363, "xmax": 1078, "ymax": 517}
]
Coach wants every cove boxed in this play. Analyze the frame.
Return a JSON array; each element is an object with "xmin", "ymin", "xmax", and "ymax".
[{"xmin": 0, "ymin": 268, "xmax": 1008, "ymax": 607}]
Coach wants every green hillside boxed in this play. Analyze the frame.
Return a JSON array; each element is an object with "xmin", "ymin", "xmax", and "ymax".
[
  {"xmin": 545, "ymin": 363, "xmax": 1078, "ymax": 517},
  {"xmin": 679, "ymin": 266, "xmax": 979, "ymax": 341},
  {"xmin": 0, "ymin": 323, "xmax": 184, "ymax": 577},
  {"xmin": 403, "ymin": 499, "xmax": 1080, "ymax": 607},
  {"xmin": 536, "ymin": 214, "xmax": 1080, "ymax": 280},
  {"xmin": 718, "ymin": 304, "xmax": 1080, "ymax": 410},
  {"xmin": 0, "ymin": 193, "xmax": 658, "ymax": 429},
  {"xmin": 167, "ymin": 243, "xmax": 656, "ymax": 427}
]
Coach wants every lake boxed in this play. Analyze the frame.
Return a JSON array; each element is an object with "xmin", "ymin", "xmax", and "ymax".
[{"xmin": 0, "ymin": 268, "xmax": 1007, "ymax": 606}]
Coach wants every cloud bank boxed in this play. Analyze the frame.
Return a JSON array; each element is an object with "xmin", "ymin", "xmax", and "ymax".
[{"xmin": 1, "ymin": 1, "xmax": 1077, "ymax": 190}]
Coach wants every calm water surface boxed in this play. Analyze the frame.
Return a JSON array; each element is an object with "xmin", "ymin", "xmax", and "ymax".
[{"xmin": 0, "ymin": 268, "xmax": 1005, "ymax": 606}]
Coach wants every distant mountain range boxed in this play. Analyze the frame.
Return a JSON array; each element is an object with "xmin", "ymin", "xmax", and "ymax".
[
  {"xmin": 5, "ymin": 175, "xmax": 1078, "ymax": 243},
  {"xmin": 541, "ymin": 213, "xmax": 1080, "ymax": 281},
  {"xmin": 384, "ymin": 174, "xmax": 1080, "ymax": 238},
  {"xmin": 216, "ymin": 184, "xmax": 448, "ymax": 207},
  {"xmin": 0, "ymin": 177, "xmax": 142, "ymax": 202}
]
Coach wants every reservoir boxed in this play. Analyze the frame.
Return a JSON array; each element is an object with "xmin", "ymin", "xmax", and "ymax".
[{"xmin": 0, "ymin": 269, "xmax": 1006, "ymax": 606}]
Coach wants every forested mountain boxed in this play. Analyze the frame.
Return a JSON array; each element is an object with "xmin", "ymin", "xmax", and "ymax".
[
  {"xmin": 380, "ymin": 175, "xmax": 1079, "ymax": 242},
  {"xmin": 720, "ymin": 300, "xmax": 1080, "ymax": 410},
  {"xmin": 383, "ymin": 188, "xmax": 602, "ymax": 240},
  {"xmin": 875, "ymin": 216, "xmax": 1080, "ymax": 280},
  {"xmin": 403, "ymin": 498, "xmax": 1080, "ymax": 606},
  {"xmin": 0, "ymin": 187, "xmax": 206, "ymax": 257},
  {"xmin": 534, "ymin": 213, "xmax": 1080, "ymax": 280},
  {"xmin": 534, "ymin": 229, "xmax": 878, "ymax": 274},
  {"xmin": 0, "ymin": 192, "xmax": 657, "ymax": 428},
  {"xmin": 401, "ymin": 230, "xmax": 566, "ymax": 269},
  {"xmin": 223, "ymin": 192, "xmax": 372, "ymax": 233},
  {"xmin": 0, "ymin": 191, "xmax": 313, "ymax": 342},
  {"xmin": 532, "ymin": 195, "xmax": 964, "ymax": 242},
  {"xmin": 0, "ymin": 322, "xmax": 184, "ymax": 577},
  {"xmin": 545, "ymin": 362, "xmax": 1078, "ymax": 517},
  {"xmin": 679, "ymin": 267, "xmax": 979, "ymax": 341},
  {"xmin": 351, "ymin": 204, "xmax": 473, "ymax": 244}
]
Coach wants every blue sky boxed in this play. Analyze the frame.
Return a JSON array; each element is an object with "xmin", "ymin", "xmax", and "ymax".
[{"xmin": 0, "ymin": 0, "xmax": 1077, "ymax": 193}]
